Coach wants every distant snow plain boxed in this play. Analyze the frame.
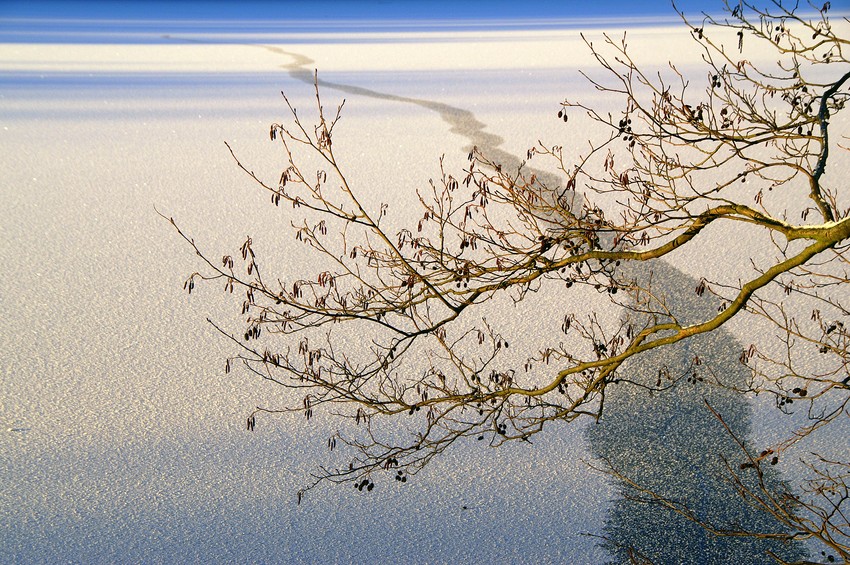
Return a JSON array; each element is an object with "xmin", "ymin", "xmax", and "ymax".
[{"xmin": 1, "ymin": 22, "xmax": 845, "ymax": 563}]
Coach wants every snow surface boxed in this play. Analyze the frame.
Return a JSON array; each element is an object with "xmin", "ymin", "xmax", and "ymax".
[{"xmin": 1, "ymin": 24, "xmax": 845, "ymax": 564}]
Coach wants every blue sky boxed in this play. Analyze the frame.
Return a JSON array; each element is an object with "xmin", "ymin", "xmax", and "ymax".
[
  {"xmin": 0, "ymin": 0, "xmax": 720, "ymax": 20},
  {"xmin": 0, "ymin": 0, "xmax": 753, "ymax": 41},
  {"xmin": 2, "ymin": 0, "xmax": 715, "ymax": 20}
]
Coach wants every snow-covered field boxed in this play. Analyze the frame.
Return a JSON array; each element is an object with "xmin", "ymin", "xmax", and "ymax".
[{"xmin": 1, "ymin": 24, "xmax": 843, "ymax": 563}]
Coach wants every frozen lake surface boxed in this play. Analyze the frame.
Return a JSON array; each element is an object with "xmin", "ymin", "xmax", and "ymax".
[
  {"xmin": 0, "ymin": 31, "xmax": 612, "ymax": 564},
  {"xmin": 2, "ymin": 13, "xmax": 846, "ymax": 563}
]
